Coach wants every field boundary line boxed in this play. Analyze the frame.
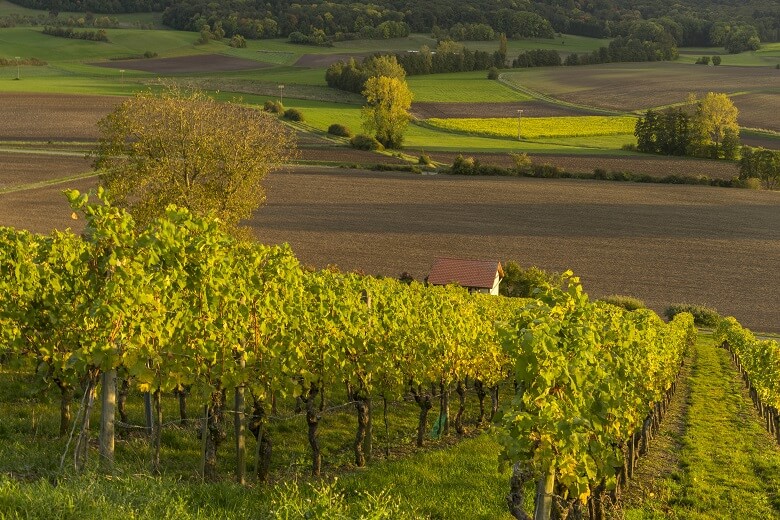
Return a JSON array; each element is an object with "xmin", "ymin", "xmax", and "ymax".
[
  {"xmin": 497, "ymin": 72, "xmax": 626, "ymax": 116},
  {"xmin": 0, "ymin": 171, "xmax": 100, "ymax": 194},
  {"xmin": 0, "ymin": 147, "xmax": 89, "ymax": 158}
]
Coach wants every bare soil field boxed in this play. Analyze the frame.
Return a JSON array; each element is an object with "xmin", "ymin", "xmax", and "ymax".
[
  {"xmin": 249, "ymin": 170, "xmax": 780, "ymax": 332},
  {"xmin": 508, "ymin": 63, "xmax": 779, "ymax": 130},
  {"xmin": 427, "ymin": 152, "xmax": 740, "ymax": 180},
  {"xmin": 0, "ymin": 176, "xmax": 94, "ymax": 232},
  {"xmin": 0, "ymin": 93, "xmax": 121, "ymax": 141},
  {"xmin": 3, "ymin": 169, "xmax": 776, "ymax": 332},
  {"xmin": 741, "ymin": 134, "xmax": 780, "ymax": 149},
  {"xmin": 94, "ymin": 54, "xmax": 270, "ymax": 73},
  {"xmin": 411, "ymin": 101, "xmax": 599, "ymax": 119},
  {"xmin": 0, "ymin": 152, "xmax": 91, "ymax": 189},
  {"xmin": 733, "ymin": 93, "xmax": 780, "ymax": 133}
]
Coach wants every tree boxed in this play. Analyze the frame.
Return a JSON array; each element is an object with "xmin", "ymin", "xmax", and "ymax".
[
  {"xmin": 690, "ymin": 92, "xmax": 740, "ymax": 158},
  {"xmin": 361, "ymin": 76, "xmax": 413, "ymax": 149},
  {"xmin": 499, "ymin": 261, "xmax": 564, "ymax": 298},
  {"xmin": 93, "ymin": 85, "xmax": 296, "ymax": 233},
  {"xmin": 740, "ymin": 147, "xmax": 780, "ymax": 190}
]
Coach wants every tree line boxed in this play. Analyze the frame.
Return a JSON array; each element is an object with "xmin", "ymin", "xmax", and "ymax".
[
  {"xmin": 12, "ymin": 0, "xmax": 776, "ymax": 50},
  {"xmin": 42, "ymin": 25, "xmax": 109, "ymax": 41},
  {"xmin": 634, "ymin": 93, "xmax": 741, "ymax": 160}
]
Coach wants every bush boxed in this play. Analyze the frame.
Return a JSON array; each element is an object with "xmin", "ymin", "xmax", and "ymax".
[
  {"xmin": 528, "ymin": 163, "xmax": 566, "ymax": 178},
  {"xmin": 695, "ymin": 56, "xmax": 710, "ymax": 65},
  {"xmin": 283, "ymin": 108, "xmax": 304, "ymax": 121},
  {"xmin": 143, "ymin": 50, "xmax": 157, "ymax": 58},
  {"xmin": 350, "ymin": 134, "xmax": 384, "ymax": 151},
  {"xmin": 712, "ymin": 55, "xmax": 721, "ymax": 66},
  {"xmin": 229, "ymin": 34, "xmax": 247, "ymax": 48},
  {"xmin": 738, "ymin": 177, "xmax": 763, "ymax": 190},
  {"xmin": 327, "ymin": 124, "xmax": 352, "ymax": 137},
  {"xmin": 487, "ymin": 66, "xmax": 499, "ymax": 80},
  {"xmin": 598, "ymin": 295, "xmax": 645, "ymax": 311},
  {"xmin": 418, "ymin": 153, "xmax": 432, "ymax": 166},
  {"xmin": 500, "ymin": 262, "xmax": 565, "ymax": 298},
  {"xmin": 510, "ymin": 152, "xmax": 532, "ymax": 173},
  {"xmin": 665, "ymin": 303, "xmax": 721, "ymax": 328},
  {"xmin": 263, "ymin": 100, "xmax": 284, "ymax": 114}
]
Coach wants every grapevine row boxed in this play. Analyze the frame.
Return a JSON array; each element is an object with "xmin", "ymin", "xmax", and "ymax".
[
  {"xmin": 715, "ymin": 317, "xmax": 780, "ymax": 440},
  {"xmin": 498, "ymin": 275, "xmax": 696, "ymax": 517},
  {"xmin": 0, "ymin": 190, "xmax": 696, "ymax": 518}
]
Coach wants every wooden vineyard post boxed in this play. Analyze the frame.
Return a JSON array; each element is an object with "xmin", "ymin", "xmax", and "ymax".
[
  {"xmin": 99, "ymin": 369, "xmax": 116, "ymax": 471},
  {"xmin": 534, "ymin": 465, "xmax": 556, "ymax": 520},
  {"xmin": 235, "ymin": 355, "xmax": 246, "ymax": 485},
  {"xmin": 144, "ymin": 392, "xmax": 154, "ymax": 435},
  {"xmin": 363, "ymin": 398, "xmax": 373, "ymax": 463},
  {"xmin": 200, "ymin": 405, "xmax": 209, "ymax": 481}
]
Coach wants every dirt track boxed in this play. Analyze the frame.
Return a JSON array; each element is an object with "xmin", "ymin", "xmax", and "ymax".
[{"xmin": 93, "ymin": 54, "xmax": 270, "ymax": 73}]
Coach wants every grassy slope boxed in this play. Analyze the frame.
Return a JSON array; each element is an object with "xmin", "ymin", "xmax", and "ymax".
[
  {"xmin": 622, "ymin": 335, "xmax": 780, "ymax": 519},
  {"xmin": 0, "ymin": 434, "xmax": 512, "ymax": 519},
  {"xmin": 0, "ymin": 362, "xmax": 512, "ymax": 519},
  {"xmin": 2, "ymin": 22, "xmax": 766, "ymax": 156},
  {"xmin": 677, "ymin": 43, "xmax": 780, "ymax": 67}
]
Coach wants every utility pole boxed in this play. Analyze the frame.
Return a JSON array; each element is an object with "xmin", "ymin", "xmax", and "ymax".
[
  {"xmin": 278, "ymin": 84, "xmax": 285, "ymax": 105},
  {"xmin": 517, "ymin": 109, "xmax": 524, "ymax": 141},
  {"xmin": 15, "ymin": 57, "xmax": 20, "ymax": 80}
]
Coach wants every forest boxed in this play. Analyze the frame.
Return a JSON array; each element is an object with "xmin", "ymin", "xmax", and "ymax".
[{"xmin": 12, "ymin": 0, "xmax": 779, "ymax": 47}]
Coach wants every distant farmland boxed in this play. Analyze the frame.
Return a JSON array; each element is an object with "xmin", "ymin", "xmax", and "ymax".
[
  {"xmin": 502, "ymin": 62, "xmax": 780, "ymax": 131},
  {"xmin": 3, "ymin": 167, "xmax": 774, "ymax": 332}
]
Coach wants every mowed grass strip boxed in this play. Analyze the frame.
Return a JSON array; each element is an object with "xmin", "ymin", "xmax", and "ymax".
[
  {"xmin": 427, "ymin": 115, "xmax": 636, "ymax": 139},
  {"xmin": 623, "ymin": 335, "xmax": 780, "ymax": 520},
  {"xmin": 406, "ymin": 71, "xmax": 528, "ymax": 103}
]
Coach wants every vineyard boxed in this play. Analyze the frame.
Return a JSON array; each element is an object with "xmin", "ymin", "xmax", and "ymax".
[
  {"xmin": 426, "ymin": 116, "xmax": 637, "ymax": 140},
  {"xmin": 0, "ymin": 189, "xmax": 703, "ymax": 518},
  {"xmin": 716, "ymin": 318, "xmax": 780, "ymax": 433}
]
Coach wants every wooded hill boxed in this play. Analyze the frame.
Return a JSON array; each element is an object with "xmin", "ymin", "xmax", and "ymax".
[{"xmin": 12, "ymin": 0, "xmax": 779, "ymax": 46}]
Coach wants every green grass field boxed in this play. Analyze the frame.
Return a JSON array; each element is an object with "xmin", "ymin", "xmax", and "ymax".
[
  {"xmin": 407, "ymin": 71, "xmax": 528, "ymax": 103},
  {"xmin": 677, "ymin": 43, "xmax": 780, "ymax": 67},
  {"xmin": 0, "ymin": 18, "xmax": 772, "ymax": 160},
  {"xmin": 0, "ymin": 0, "xmax": 163, "ymax": 27}
]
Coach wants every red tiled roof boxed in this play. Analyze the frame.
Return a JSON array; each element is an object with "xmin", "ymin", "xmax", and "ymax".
[{"xmin": 427, "ymin": 257, "xmax": 503, "ymax": 289}]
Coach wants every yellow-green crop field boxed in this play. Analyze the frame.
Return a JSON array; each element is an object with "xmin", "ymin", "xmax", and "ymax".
[{"xmin": 427, "ymin": 115, "xmax": 637, "ymax": 140}]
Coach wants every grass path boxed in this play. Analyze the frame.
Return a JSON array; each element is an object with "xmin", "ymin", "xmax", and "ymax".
[{"xmin": 620, "ymin": 335, "xmax": 780, "ymax": 519}]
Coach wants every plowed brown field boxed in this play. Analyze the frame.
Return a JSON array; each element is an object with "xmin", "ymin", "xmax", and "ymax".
[
  {"xmin": 2, "ymin": 168, "xmax": 777, "ymax": 332},
  {"xmin": 506, "ymin": 62, "xmax": 779, "ymax": 131},
  {"xmin": 0, "ymin": 93, "xmax": 121, "ymax": 141},
  {"xmin": 411, "ymin": 100, "xmax": 598, "ymax": 119},
  {"xmin": 0, "ymin": 152, "xmax": 92, "ymax": 189}
]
